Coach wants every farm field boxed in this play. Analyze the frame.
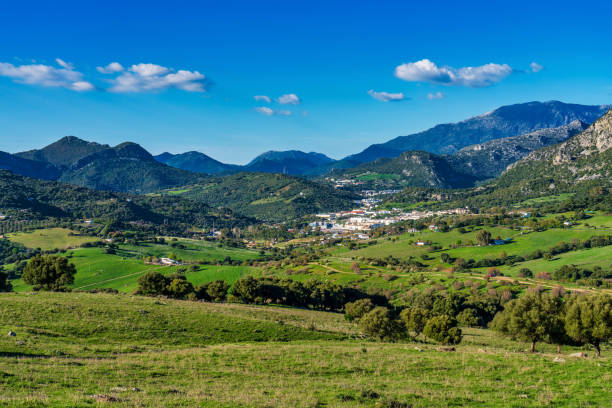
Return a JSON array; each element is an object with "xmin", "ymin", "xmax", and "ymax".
[
  {"xmin": 9, "ymin": 241, "xmax": 261, "ymax": 293},
  {"xmin": 7, "ymin": 228, "xmax": 99, "ymax": 250},
  {"xmin": 0, "ymin": 292, "xmax": 610, "ymax": 407}
]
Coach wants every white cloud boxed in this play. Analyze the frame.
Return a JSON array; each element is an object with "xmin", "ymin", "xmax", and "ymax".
[
  {"xmin": 394, "ymin": 59, "xmax": 513, "ymax": 87},
  {"xmin": 530, "ymin": 62, "xmax": 543, "ymax": 73},
  {"xmin": 427, "ymin": 91, "xmax": 444, "ymax": 100},
  {"xmin": 255, "ymin": 106, "xmax": 291, "ymax": 116},
  {"xmin": 368, "ymin": 89, "xmax": 405, "ymax": 102},
  {"xmin": 276, "ymin": 93, "xmax": 301, "ymax": 105},
  {"xmin": 254, "ymin": 95, "xmax": 271, "ymax": 103},
  {"xmin": 108, "ymin": 63, "xmax": 206, "ymax": 93},
  {"xmin": 70, "ymin": 81, "xmax": 95, "ymax": 91},
  {"xmin": 55, "ymin": 58, "xmax": 74, "ymax": 70},
  {"xmin": 0, "ymin": 60, "xmax": 94, "ymax": 91},
  {"xmin": 96, "ymin": 62, "xmax": 124, "ymax": 74}
]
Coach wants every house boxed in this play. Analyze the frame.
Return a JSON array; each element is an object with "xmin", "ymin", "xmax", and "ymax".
[
  {"xmin": 428, "ymin": 225, "xmax": 439, "ymax": 232},
  {"xmin": 160, "ymin": 258, "xmax": 179, "ymax": 266},
  {"xmin": 84, "ymin": 219, "xmax": 93, "ymax": 225},
  {"xmin": 355, "ymin": 233, "xmax": 370, "ymax": 240},
  {"xmin": 416, "ymin": 241, "xmax": 426, "ymax": 246}
]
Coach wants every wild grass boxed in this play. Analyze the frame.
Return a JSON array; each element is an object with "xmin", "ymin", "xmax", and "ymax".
[{"xmin": 0, "ymin": 292, "xmax": 610, "ymax": 407}]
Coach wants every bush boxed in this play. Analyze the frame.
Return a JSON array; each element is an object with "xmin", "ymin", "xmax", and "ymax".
[
  {"xmin": 344, "ymin": 298, "xmax": 374, "ymax": 321},
  {"xmin": 517, "ymin": 268, "xmax": 533, "ymax": 278},
  {"xmin": 423, "ymin": 315, "xmax": 462, "ymax": 345},
  {"xmin": 22, "ymin": 255, "xmax": 76, "ymax": 291},
  {"xmin": 358, "ymin": 307, "xmax": 404, "ymax": 341}
]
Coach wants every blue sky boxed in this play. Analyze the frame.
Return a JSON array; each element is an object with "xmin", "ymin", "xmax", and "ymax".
[{"xmin": 1, "ymin": 0, "xmax": 611, "ymax": 164}]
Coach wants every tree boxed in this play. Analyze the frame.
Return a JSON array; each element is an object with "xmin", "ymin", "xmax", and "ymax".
[
  {"xmin": 565, "ymin": 295, "xmax": 612, "ymax": 357},
  {"xmin": 231, "ymin": 276, "xmax": 261, "ymax": 303},
  {"xmin": 22, "ymin": 255, "xmax": 76, "ymax": 291},
  {"xmin": 350, "ymin": 262, "xmax": 361, "ymax": 274},
  {"xmin": 345, "ymin": 298, "xmax": 374, "ymax": 322},
  {"xmin": 423, "ymin": 315, "xmax": 462, "ymax": 345},
  {"xmin": 137, "ymin": 271, "xmax": 168, "ymax": 296},
  {"xmin": 0, "ymin": 269, "xmax": 12, "ymax": 292},
  {"xmin": 400, "ymin": 307, "xmax": 430, "ymax": 339},
  {"xmin": 165, "ymin": 274, "xmax": 194, "ymax": 299},
  {"xmin": 358, "ymin": 307, "xmax": 404, "ymax": 341},
  {"xmin": 476, "ymin": 230, "xmax": 492, "ymax": 246},
  {"xmin": 206, "ymin": 280, "xmax": 229, "ymax": 302},
  {"xmin": 456, "ymin": 308, "xmax": 480, "ymax": 327},
  {"xmin": 491, "ymin": 291, "xmax": 564, "ymax": 353}
]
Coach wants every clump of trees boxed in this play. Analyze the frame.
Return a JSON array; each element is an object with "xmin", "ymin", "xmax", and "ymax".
[
  {"xmin": 0, "ymin": 268, "xmax": 12, "ymax": 292},
  {"xmin": 137, "ymin": 271, "xmax": 233, "ymax": 302},
  {"xmin": 345, "ymin": 300, "xmax": 463, "ymax": 345},
  {"xmin": 492, "ymin": 291, "xmax": 612, "ymax": 356},
  {"xmin": 22, "ymin": 255, "xmax": 76, "ymax": 291}
]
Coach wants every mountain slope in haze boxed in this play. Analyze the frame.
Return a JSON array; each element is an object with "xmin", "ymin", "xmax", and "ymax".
[
  {"xmin": 154, "ymin": 151, "xmax": 239, "ymax": 175},
  {"xmin": 16, "ymin": 136, "xmax": 110, "ymax": 168},
  {"xmin": 0, "ymin": 151, "xmax": 62, "ymax": 180},
  {"xmin": 492, "ymin": 109, "xmax": 612, "ymax": 197},
  {"xmin": 243, "ymin": 150, "xmax": 336, "ymax": 175},
  {"xmin": 59, "ymin": 142, "xmax": 204, "ymax": 194},
  {"xmin": 0, "ymin": 170, "xmax": 250, "ymax": 230},
  {"xmin": 344, "ymin": 101, "xmax": 610, "ymax": 164},
  {"xmin": 163, "ymin": 172, "xmax": 358, "ymax": 221},
  {"xmin": 446, "ymin": 120, "xmax": 589, "ymax": 180}
]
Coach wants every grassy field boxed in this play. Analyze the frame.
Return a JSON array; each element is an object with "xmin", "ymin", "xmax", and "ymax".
[
  {"xmin": 0, "ymin": 292, "xmax": 610, "ymax": 407},
  {"xmin": 7, "ymin": 228, "xmax": 99, "ymax": 250},
  {"xmin": 10, "ymin": 250, "xmax": 256, "ymax": 293}
]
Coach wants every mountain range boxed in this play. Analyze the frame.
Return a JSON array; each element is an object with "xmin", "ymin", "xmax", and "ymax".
[
  {"xmin": 150, "ymin": 101, "xmax": 610, "ymax": 176},
  {"xmin": 328, "ymin": 120, "xmax": 591, "ymax": 189},
  {"xmin": 0, "ymin": 100, "xmax": 609, "ymax": 203}
]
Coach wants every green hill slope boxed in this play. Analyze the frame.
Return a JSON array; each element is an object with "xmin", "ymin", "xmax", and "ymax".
[
  {"xmin": 161, "ymin": 172, "xmax": 358, "ymax": 221},
  {"xmin": 0, "ymin": 170, "xmax": 251, "ymax": 231}
]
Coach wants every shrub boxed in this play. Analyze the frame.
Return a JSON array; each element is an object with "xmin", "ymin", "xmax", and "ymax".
[
  {"xmin": 358, "ymin": 307, "xmax": 404, "ymax": 341},
  {"xmin": 423, "ymin": 315, "xmax": 462, "ymax": 345},
  {"xmin": 22, "ymin": 255, "xmax": 76, "ymax": 291},
  {"xmin": 517, "ymin": 268, "xmax": 533, "ymax": 278},
  {"xmin": 344, "ymin": 298, "xmax": 374, "ymax": 321}
]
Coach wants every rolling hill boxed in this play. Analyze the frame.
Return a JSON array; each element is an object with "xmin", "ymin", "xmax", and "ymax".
[
  {"xmin": 243, "ymin": 150, "xmax": 336, "ymax": 175},
  {"xmin": 154, "ymin": 151, "xmax": 239, "ymax": 175},
  {"xmin": 344, "ymin": 101, "xmax": 610, "ymax": 164},
  {"xmin": 0, "ymin": 151, "xmax": 62, "ymax": 180},
  {"xmin": 58, "ymin": 142, "xmax": 203, "ymax": 194},
  {"xmin": 160, "ymin": 172, "xmax": 358, "ymax": 221},
  {"xmin": 331, "ymin": 151, "xmax": 478, "ymax": 189},
  {"xmin": 0, "ymin": 170, "xmax": 250, "ymax": 230}
]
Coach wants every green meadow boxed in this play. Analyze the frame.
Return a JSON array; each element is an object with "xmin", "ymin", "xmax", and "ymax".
[
  {"xmin": 0, "ymin": 292, "xmax": 610, "ymax": 407},
  {"xmin": 7, "ymin": 228, "xmax": 99, "ymax": 250}
]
